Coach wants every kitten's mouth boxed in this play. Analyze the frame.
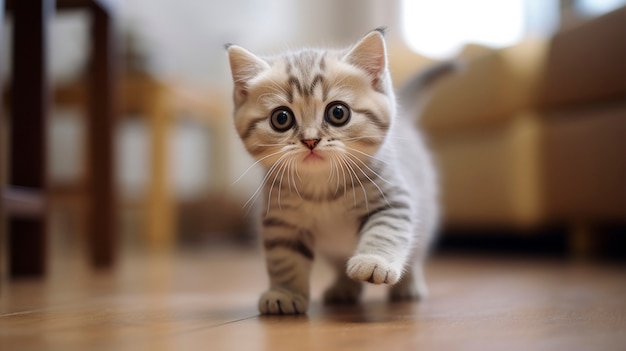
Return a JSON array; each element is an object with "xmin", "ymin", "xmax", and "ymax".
[{"xmin": 303, "ymin": 151, "xmax": 324, "ymax": 162}]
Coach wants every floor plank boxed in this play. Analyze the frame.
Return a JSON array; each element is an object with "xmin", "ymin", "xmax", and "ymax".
[{"xmin": 1, "ymin": 246, "xmax": 625, "ymax": 351}]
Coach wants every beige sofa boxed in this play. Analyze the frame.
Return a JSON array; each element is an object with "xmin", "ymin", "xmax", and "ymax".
[{"xmin": 412, "ymin": 7, "xmax": 625, "ymax": 242}]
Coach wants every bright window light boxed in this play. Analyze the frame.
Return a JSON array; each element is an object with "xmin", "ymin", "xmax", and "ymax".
[
  {"xmin": 402, "ymin": 0, "xmax": 526, "ymax": 59},
  {"xmin": 577, "ymin": 0, "xmax": 626, "ymax": 15}
]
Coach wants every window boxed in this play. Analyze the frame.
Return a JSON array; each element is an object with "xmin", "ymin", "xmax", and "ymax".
[
  {"xmin": 402, "ymin": 0, "xmax": 526, "ymax": 59},
  {"xmin": 576, "ymin": 0, "xmax": 626, "ymax": 15}
]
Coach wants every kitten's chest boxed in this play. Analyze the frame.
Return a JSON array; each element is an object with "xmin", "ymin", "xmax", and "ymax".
[
  {"xmin": 264, "ymin": 170, "xmax": 372, "ymax": 258},
  {"xmin": 301, "ymin": 200, "xmax": 362, "ymax": 259}
]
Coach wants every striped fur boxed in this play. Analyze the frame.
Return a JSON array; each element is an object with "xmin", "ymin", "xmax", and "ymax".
[{"xmin": 227, "ymin": 29, "xmax": 439, "ymax": 315}]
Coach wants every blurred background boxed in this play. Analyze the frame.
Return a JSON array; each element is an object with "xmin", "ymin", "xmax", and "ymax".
[{"xmin": 1, "ymin": 0, "xmax": 624, "ymax": 279}]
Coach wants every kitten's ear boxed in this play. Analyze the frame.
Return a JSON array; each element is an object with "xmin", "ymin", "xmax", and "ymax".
[
  {"xmin": 343, "ymin": 29, "xmax": 388, "ymax": 89},
  {"xmin": 226, "ymin": 44, "xmax": 269, "ymax": 104}
]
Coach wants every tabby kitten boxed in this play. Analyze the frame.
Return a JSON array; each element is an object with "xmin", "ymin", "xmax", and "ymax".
[{"xmin": 226, "ymin": 28, "xmax": 439, "ymax": 315}]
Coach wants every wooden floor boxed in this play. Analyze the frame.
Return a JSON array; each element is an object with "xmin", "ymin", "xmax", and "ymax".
[{"xmin": 1, "ymin": 245, "xmax": 625, "ymax": 351}]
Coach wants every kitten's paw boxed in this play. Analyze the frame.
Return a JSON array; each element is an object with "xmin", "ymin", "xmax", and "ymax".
[
  {"xmin": 323, "ymin": 280, "xmax": 362, "ymax": 305},
  {"xmin": 346, "ymin": 254, "xmax": 401, "ymax": 285},
  {"xmin": 258, "ymin": 289, "xmax": 309, "ymax": 315}
]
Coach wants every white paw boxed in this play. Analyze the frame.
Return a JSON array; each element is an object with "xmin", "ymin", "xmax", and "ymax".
[
  {"xmin": 258, "ymin": 289, "xmax": 309, "ymax": 315},
  {"xmin": 346, "ymin": 254, "xmax": 401, "ymax": 285}
]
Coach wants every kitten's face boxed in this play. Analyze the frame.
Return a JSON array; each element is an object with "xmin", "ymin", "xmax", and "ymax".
[{"xmin": 227, "ymin": 30, "xmax": 393, "ymax": 176}]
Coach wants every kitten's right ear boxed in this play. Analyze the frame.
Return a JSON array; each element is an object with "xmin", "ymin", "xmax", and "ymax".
[{"xmin": 226, "ymin": 44, "xmax": 269, "ymax": 104}]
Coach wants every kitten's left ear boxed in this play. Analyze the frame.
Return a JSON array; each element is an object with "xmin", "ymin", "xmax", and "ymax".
[
  {"xmin": 343, "ymin": 28, "xmax": 388, "ymax": 89},
  {"xmin": 226, "ymin": 44, "xmax": 270, "ymax": 105}
]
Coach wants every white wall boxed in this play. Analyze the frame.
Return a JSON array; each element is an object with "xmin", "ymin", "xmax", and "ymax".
[{"xmin": 119, "ymin": 0, "xmax": 398, "ymax": 88}]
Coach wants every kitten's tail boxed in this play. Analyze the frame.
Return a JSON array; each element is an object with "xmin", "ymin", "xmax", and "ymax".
[{"xmin": 396, "ymin": 60, "xmax": 462, "ymax": 120}]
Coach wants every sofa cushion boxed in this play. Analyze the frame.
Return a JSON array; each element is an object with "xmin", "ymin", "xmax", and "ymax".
[
  {"xmin": 539, "ymin": 6, "xmax": 626, "ymax": 108},
  {"xmin": 419, "ymin": 40, "xmax": 548, "ymax": 133}
]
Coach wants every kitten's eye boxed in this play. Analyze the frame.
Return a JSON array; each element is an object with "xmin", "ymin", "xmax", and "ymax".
[
  {"xmin": 325, "ymin": 101, "xmax": 351, "ymax": 127},
  {"xmin": 270, "ymin": 107, "xmax": 295, "ymax": 132}
]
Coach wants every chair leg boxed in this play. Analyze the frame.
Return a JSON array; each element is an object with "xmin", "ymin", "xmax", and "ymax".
[
  {"xmin": 0, "ymin": 0, "xmax": 5, "ymax": 286},
  {"xmin": 86, "ymin": 3, "xmax": 118, "ymax": 268},
  {"xmin": 9, "ymin": 219, "xmax": 46, "ymax": 276},
  {"xmin": 8, "ymin": 0, "xmax": 53, "ymax": 278}
]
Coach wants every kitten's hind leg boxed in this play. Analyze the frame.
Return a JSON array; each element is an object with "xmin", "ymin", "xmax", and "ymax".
[
  {"xmin": 389, "ymin": 263, "xmax": 428, "ymax": 301},
  {"xmin": 323, "ymin": 260, "xmax": 363, "ymax": 305}
]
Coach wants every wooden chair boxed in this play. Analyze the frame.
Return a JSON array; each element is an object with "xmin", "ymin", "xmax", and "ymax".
[
  {"xmin": 121, "ymin": 73, "xmax": 230, "ymax": 250},
  {"xmin": 1, "ymin": 0, "xmax": 119, "ymax": 279},
  {"xmin": 54, "ymin": 71, "xmax": 231, "ymax": 251}
]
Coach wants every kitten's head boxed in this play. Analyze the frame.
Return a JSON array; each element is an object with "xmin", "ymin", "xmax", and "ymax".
[{"xmin": 226, "ymin": 29, "xmax": 394, "ymax": 175}]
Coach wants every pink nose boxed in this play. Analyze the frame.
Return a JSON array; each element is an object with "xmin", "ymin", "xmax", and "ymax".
[{"xmin": 301, "ymin": 138, "xmax": 321, "ymax": 150}]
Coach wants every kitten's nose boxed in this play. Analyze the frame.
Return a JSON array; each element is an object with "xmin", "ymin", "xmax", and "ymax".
[{"xmin": 301, "ymin": 138, "xmax": 321, "ymax": 150}]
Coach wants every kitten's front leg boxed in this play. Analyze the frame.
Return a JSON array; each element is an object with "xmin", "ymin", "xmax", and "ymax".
[
  {"xmin": 258, "ymin": 218, "xmax": 314, "ymax": 315},
  {"xmin": 347, "ymin": 204, "xmax": 414, "ymax": 285}
]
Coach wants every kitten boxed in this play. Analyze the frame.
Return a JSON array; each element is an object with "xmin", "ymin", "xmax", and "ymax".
[{"xmin": 226, "ymin": 28, "xmax": 440, "ymax": 315}]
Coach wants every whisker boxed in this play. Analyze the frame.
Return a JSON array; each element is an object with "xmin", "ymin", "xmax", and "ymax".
[
  {"xmin": 327, "ymin": 154, "xmax": 336, "ymax": 183},
  {"xmin": 295, "ymin": 158, "xmax": 303, "ymax": 182},
  {"xmin": 339, "ymin": 155, "xmax": 349, "ymax": 199},
  {"xmin": 267, "ymin": 155, "xmax": 290, "ymax": 215},
  {"xmin": 277, "ymin": 155, "xmax": 292, "ymax": 210},
  {"xmin": 334, "ymin": 153, "xmax": 350, "ymax": 200},
  {"xmin": 286, "ymin": 157, "xmax": 295, "ymax": 195},
  {"xmin": 257, "ymin": 143, "xmax": 292, "ymax": 147},
  {"xmin": 243, "ymin": 152, "xmax": 290, "ymax": 214},
  {"xmin": 340, "ymin": 154, "xmax": 366, "ymax": 211},
  {"xmin": 344, "ymin": 154, "xmax": 390, "ymax": 208},
  {"xmin": 233, "ymin": 149, "xmax": 285, "ymax": 184},
  {"xmin": 343, "ymin": 146, "xmax": 392, "ymax": 166},
  {"xmin": 329, "ymin": 155, "xmax": 341, "ymax": 195},
  {"xmin": 341, "ymin": 135, "xmax": 413, "ymax": 143},
  {"xmin": 292, "ymin": 159, "xmax": 303, "ymax": 200},
  {"xmin": 344, "ymin": 151, "xmax": 392, "ymax": 185}
]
